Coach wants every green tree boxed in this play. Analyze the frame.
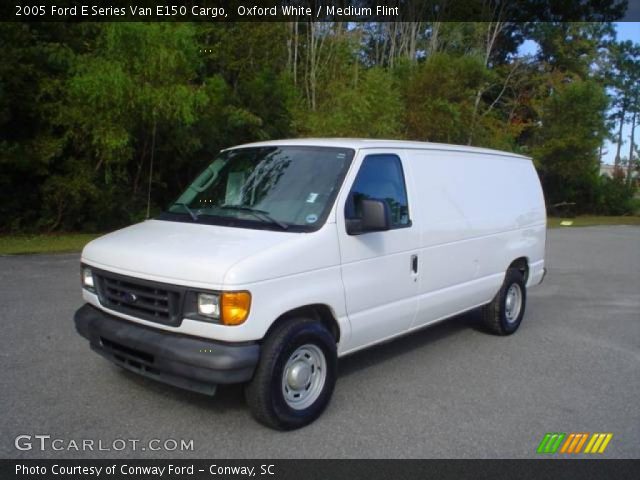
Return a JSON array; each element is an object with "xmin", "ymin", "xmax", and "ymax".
[
  {"xmin": 606, "ymin": 40, "xmax": 640, "ymax": 169},
  {"xmin": 1, "ymin": 18, "xmax": 636, "ymax": 234},
  {"xmin": 44, "ymin": 23, "xmax": 209, "ymax": 229},
  {"xmin": 0, "ymin": 23, "xmax": 91, "ymax": 231},
  {"xmin": 300, "ymin": 67, "xmax": 404, "ymax": 138},
  {"xmin": 406, "ymin": 53, "xmax": 487, "ymax": 143},
  {"xmin": 533, "ymin": 79, "xmax": 609, "ymax": 210}
]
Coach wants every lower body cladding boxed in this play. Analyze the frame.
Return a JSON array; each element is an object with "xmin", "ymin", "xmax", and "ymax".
[{"xmin": 74, "ymin": 304, "xmax": 260, "ymax": 395}]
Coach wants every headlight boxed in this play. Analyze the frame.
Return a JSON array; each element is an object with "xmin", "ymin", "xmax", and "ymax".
[
  {"xmin": 197, "ymin": 293, "xmax": 220, "ymax": 318},
  {"xmin": 192, "ymin": 291, "xmax": 251, "ymax": 325},
  {"xmin": 82, "ymin": 267, "xmax": 95, "ymax": 291}
]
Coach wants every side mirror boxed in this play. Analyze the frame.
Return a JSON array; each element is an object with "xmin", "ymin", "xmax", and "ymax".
[{"xmin": 346, "ymin": 198, "xmax": 391, "ymax": 235}]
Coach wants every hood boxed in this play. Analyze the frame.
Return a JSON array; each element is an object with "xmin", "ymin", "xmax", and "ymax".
[{"xmin": 82, "ymin": 219, "xmax": 294, "ymax": 289}]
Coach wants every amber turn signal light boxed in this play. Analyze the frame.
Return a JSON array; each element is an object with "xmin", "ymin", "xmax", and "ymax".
[{"xmin": 220, "ymin": 291, "xmax": 251, "ymax": 326}]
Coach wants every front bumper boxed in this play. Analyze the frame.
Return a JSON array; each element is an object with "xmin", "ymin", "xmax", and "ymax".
[{"xmin": 74, "ymin": 304, "xmax": 260, "ymax": 395}]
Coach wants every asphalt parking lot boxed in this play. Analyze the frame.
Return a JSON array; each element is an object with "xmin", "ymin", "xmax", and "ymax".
[{"xmin": 1, "ymin": 226, "xmax": 638, "ymax": 459}]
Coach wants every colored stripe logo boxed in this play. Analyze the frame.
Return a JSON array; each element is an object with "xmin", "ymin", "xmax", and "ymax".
[
  {"xmin": 584, "ymin": 433, "xmax": 613, "ymax": 454},
  {"xmin": 537, "ymin": 433, "xmax": 613, "ymax": 454},
  {"xmin": 537, "ymin": 433, "xmax": 565, "ymax": 454}
]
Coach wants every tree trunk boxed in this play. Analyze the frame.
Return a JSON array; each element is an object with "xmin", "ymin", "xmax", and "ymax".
[
  {"xmin": 293, "ymin": 21, "xmax": 298, "ymax": 87},
  {"xmin": 388, "ymin": 23, "xmax": 397, "ymax": 68},
  {"xmin": 427, "ymin": 18, "xmax": 443, "ymax": 58},
  {"xmin": 353, "ymin": 27, "xmax": 361, "ymax": 88},
  {"xmin": 627, "ymin": 109, "xmax": 636, "ymax": 183},
  {"xmin": 598, "ymin": 143, "xmax": 603, "ymax": 167},
  {"xmin": 304, "ymin": 22, "xmax": 320, "ymax": 111},
  {"xmin": 309, "ymin": 22, "xmax": 316, "ymax": 111},
  {"xmin": 408, "ymin": 22, "xmax": 419, "ymax": 61},
  {"xmin": 287, "ymin": 22, "xmax": 292, "ymax": 76},
  {"xmin": 468, "ymin": 90, "xmax": 483, "ymax": 145},
  {"xmin": 614, "ymin": 105, "xmax": 626, "ymax": 167},
  {"xmin": 47, "ymin": 198, "xmax": 66, "ymax": 233},
  {"xmin": 146, "ymin": 115, "xmax": 157, "ymax": 219},
  {"xmin": 468, "ymin": 20, "xmax": 504, "ymax": 145},
  {"xmin": 304, "ymin": 23, "xmax": 311, "ymax": 109},
  {"xmin": 133, "ymin": 136, "xmax": 149, "ymax": 195},
  {"xmin": 379, "ymin": 24, "xmax": 389, "ymax": 66}
]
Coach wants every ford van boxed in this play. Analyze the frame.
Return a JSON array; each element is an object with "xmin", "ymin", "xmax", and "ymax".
[{"xmin": 75, "ymin": 139, "xmax": 546, "ymax": 429}]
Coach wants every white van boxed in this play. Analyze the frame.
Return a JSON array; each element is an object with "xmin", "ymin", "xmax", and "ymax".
[{"xmin": 75, "ymin": 139, "xmax": 546, "ymax": 429}]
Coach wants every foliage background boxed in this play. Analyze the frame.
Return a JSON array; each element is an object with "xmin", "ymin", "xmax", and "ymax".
[{"xmin": 1, "ymin": 19, "xmax": 639, "ymax": 233}]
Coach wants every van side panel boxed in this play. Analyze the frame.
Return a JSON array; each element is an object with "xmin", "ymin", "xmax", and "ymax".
[{"xmin": 407, "ymin": 149, "xmax": 546, "ymax": 328}]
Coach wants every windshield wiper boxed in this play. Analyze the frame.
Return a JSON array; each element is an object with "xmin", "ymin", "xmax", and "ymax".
[
  {"xmin": 173, "ymin": 203, "xmax": 199, "ymax": 221},
  {"xmin": 219, "ymin": 205, "xmax": 289, "ymax": 230}
]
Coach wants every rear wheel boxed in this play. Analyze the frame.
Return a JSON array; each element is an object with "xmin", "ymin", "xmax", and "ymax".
[
  {"xmin": 245, "ymin": 318, "xmax": 337, "ymax": 430},
  {"xmin": 481, "ymin": 268, "xmax": 527, "ymax": 335}
]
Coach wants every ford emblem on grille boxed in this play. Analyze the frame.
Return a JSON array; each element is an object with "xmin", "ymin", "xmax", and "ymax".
[{"xmin": 123, "ymin": 292, "xmax": 138, "ymax": 303}]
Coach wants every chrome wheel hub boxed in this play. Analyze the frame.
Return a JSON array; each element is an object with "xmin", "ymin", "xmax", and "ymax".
[
  {"xmin": 505, "ymin": 284, "xmax": 522, "ymax": 323},
  {"xmin": 287, "ymin": 361, "xmax": 312, "ymax": 390},
  {"xmin": 281, "ymin": 344, "xmax": 326, "ymax": 410}
]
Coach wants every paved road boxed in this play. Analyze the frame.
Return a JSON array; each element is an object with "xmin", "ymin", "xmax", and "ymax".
[{"xmin": 1, "ymin": 227, "xmax": 638, "ymax": 459}]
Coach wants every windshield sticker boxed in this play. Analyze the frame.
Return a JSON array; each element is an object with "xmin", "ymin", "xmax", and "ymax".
[
  {"xmin": 305, "ymin": 214, "xmax": 318, "ymax": 224},
  {"xmin": 306, "ymin": 192, "xmax": 319, "ymax": 203}
]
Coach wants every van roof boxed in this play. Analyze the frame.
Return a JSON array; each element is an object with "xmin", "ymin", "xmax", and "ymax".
[{"xmin": 226, "ymin": 138, "xmax": 531, "ymax": 160}]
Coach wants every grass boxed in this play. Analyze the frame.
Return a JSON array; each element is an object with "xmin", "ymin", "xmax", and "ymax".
[
  {"xmin": 1, "ymin": 216, "xmax": 639, "ymax": 254},
  {"xmin": 547, "ymin": 215, "xmax": 640, "ymax": 228},
  {"xmin": 0, "ymin": 233, "xmax": 101, "ymax": 255}
]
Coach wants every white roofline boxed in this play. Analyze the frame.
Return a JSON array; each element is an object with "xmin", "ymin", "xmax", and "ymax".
[{"xmin": 223, "ymin": 138, "xmax": 531, "ymax": 161}]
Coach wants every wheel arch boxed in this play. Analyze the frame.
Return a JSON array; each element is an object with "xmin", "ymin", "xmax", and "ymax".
[
  {"xmin": 508, "ymin": 256, "xmax": 529, "ymax": 283},
  {"xmin": 264, "ymin": 304, "xmax": 341, "ymax": 344}
]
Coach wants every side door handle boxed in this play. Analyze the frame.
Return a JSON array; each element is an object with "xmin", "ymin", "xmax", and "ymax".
[{"xmin": 411, "ymin": 254, "xmax": 418, "ymax": 274}]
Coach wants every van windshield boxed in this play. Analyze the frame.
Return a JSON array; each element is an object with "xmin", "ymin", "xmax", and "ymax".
[{"xmin": 160, "ymin": 146, "xmax": 354, "ymax": 232}]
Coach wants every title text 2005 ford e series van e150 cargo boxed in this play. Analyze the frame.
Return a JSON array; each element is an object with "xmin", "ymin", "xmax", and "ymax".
[{"xmin": 75, "ymin": 139, "xmax": 547, "ymax": 429}]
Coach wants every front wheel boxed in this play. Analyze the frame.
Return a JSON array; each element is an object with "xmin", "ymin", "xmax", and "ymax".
[
  {"xmin": 245, "ymin": 318, "xmax": 337, "ymax": 430},
  {"xmin": 481, "ymin": 268, "xmax": 527, "ymax": 335}
]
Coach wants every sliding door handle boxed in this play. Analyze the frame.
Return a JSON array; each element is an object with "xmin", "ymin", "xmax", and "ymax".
[{"xmin": 411, "ymin": 254, "xmax": 418, "ymax": 274}]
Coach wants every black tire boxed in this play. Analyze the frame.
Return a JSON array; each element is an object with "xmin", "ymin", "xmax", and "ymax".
[
  {"xmin": 481, "ymin": 268, "xmax": 527, "ymax": 335},
  {"xmin": 245, "ymin": 318, "xmax": 337, "ymax": 430}
]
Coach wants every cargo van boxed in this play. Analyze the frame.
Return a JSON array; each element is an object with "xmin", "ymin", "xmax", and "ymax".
[{"xmin": 75, "ymin": 139, "xmax": 546, "ymax": 429}]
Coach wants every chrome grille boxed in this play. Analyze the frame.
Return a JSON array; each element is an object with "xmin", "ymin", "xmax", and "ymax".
[{"xmin": 94, "ymin": 270, "xmax": 183, "ymax": 326}]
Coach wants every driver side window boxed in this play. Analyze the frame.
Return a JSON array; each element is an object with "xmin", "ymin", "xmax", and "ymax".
[{"xmin": 345, "ymin": 154, "xmax": 410, "ymax": 228}]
